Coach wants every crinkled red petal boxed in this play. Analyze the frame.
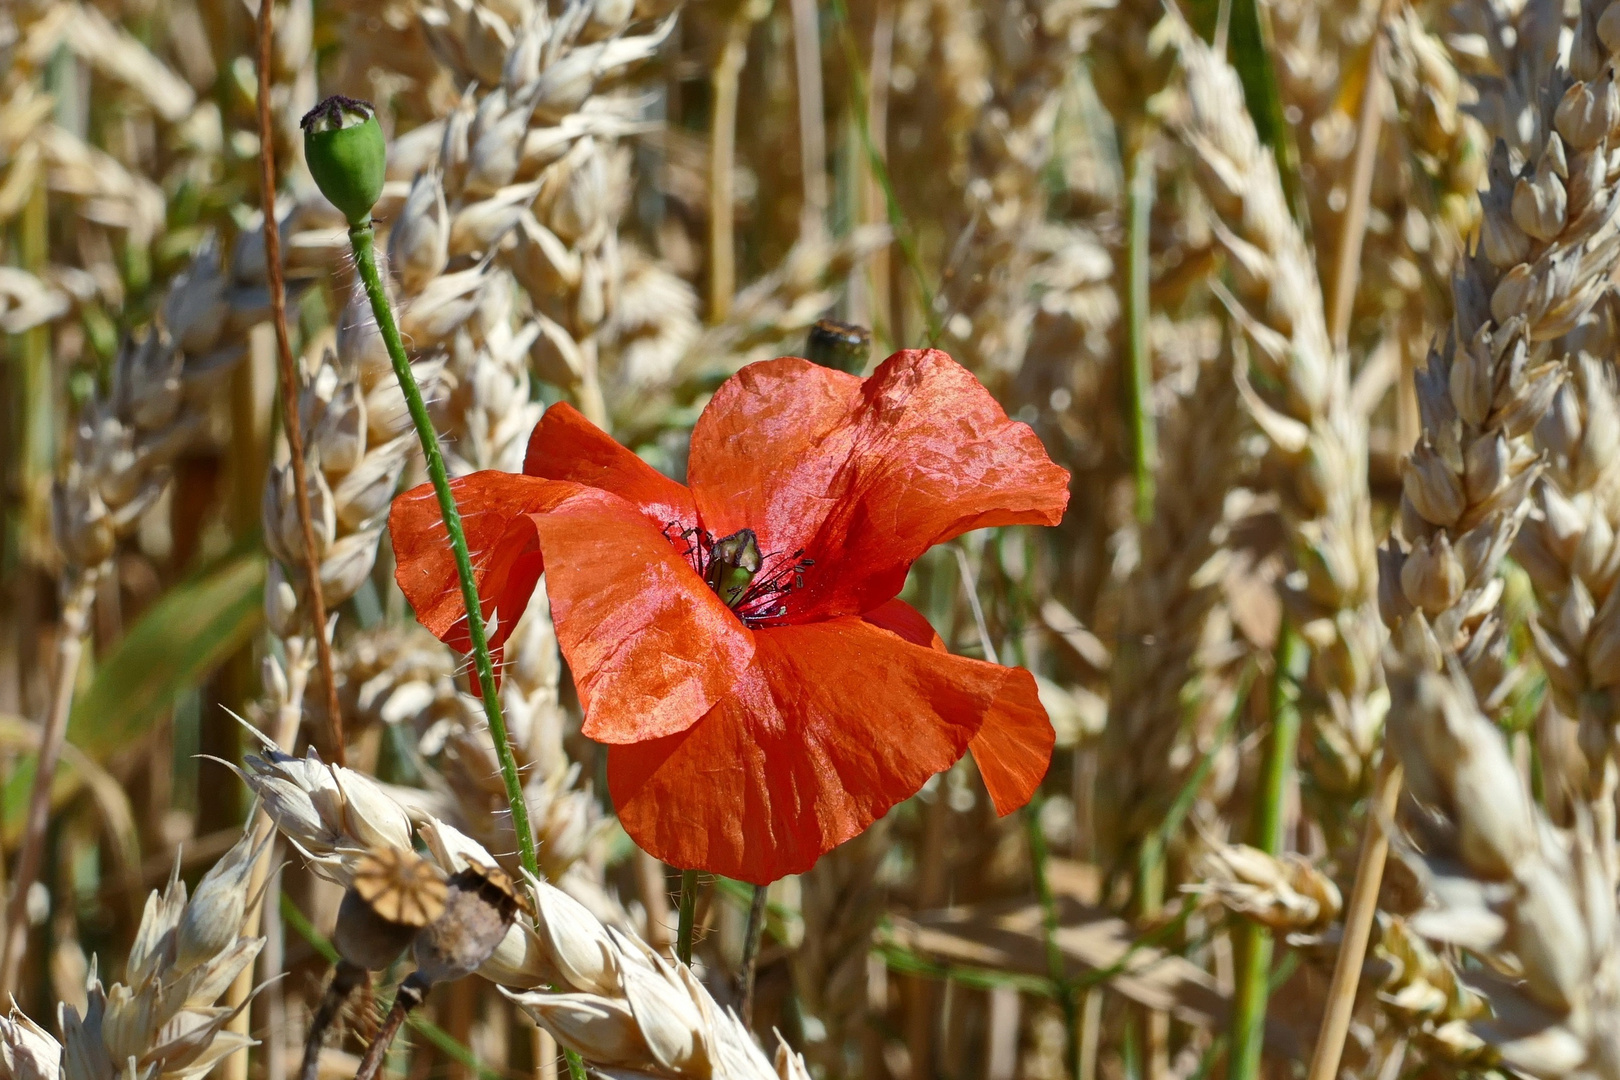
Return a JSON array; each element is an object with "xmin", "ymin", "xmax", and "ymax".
[
  {"xmin": 390, "ymin": 474, "xmax": 751, "ymax": 743},
  {"xmin": 608, "ymin": 613, "xmax": 1040, "ymax": 883},
  {"xmin": 862, "ymin": 598, "xmax": 1054, "ymax": 815},
  {"xmin": 687, "ymin": 350, "xmax": 1071, "ymax": 622},
  {"xmin": 524, "ymin": 402, "xmax": 698, "ymax": 531}
]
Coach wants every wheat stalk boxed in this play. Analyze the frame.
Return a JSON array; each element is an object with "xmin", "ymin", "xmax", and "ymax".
[
  {"xmin": 233, "ymin": 745, "xmax": 809, "ymax": 1080},
  {"xmin": 1174, "ymin": 24, "xmax": 1385, "ymax": 804}
]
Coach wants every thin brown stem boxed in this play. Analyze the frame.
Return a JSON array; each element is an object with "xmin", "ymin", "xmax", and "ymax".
[
  {"xmin": 1306, "ymin": 758, "xmax": 1402, "ymax": 1080},
  {"xmin": 355, "ymin": 982, "xmax": 425, "ymax": 1080},
  {"xmin": 0, "ymin": 568, "xmax": 97, "ymax": 998},
  {"xmin": 257, "ymin": 0, "xmax": 344, "ymax": 763},
  {"xmin": 1326, "ymin": 8, "xmax": 1392, "ymax": 351},
  {"xmin": 302, "ymin": 960, "xmax": 366, "ymax": 1080}
]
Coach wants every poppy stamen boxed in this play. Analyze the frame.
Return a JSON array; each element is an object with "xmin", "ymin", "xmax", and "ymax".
[{"xmin": 663, "ymin": 523, "xmax": 812, "ymax": 626}]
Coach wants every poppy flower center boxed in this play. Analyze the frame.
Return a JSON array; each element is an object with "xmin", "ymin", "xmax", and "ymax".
[{"xmin": 662, "ymin": 523, "xmax": 814, "ymax": 627}]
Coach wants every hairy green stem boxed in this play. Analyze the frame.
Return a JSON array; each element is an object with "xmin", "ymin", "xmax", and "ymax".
[
  {"xmin": 347, "ymin": 222, "xmax": 537, "ymax": 877},
  {"xmin": 1229, "ymin": 624, "xmax": 1304, "ymax": 1080},
  {"xmin": 739, "ymin": 884, "xmax": 769, "ymax": 1026},
  {"xmin": 676, "ymin": 868, "xmax": 699, "ymax": 966}
]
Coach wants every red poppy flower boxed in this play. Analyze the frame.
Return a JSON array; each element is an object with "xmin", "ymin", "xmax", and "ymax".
[{"xmin": 390, "ymin": 349, "xmax": 1070, "ymax": 883}]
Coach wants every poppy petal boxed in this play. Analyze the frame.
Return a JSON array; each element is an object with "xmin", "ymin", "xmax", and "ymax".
[
  {"xmin": 688, "ymin": 350, "xmax": 1071, "ymax": 621},
  {"xmin": 967, "ymin": 668, "xmax": 1055, "ymax": 815},
  {"xmin": 607, "ymin": 616, "xmax": 1036, "ymax": 883},
  {"xmin": 524, "ymin": 402, "xmax": 698, "ymax": 530},
  {"xmin": 390, "ymin": 476, "xmax": 752, "ymax": 743},
  {"xmin": 390, "ymin": 472, "xmax": 573, "ymax": 653},
  {"xmin": 527, "ymin": 487, "xmax": 754, "ymax": 743},
  {"xmin": 862, "ymin": 597, "xmax": 1054, "ymax": 815}
]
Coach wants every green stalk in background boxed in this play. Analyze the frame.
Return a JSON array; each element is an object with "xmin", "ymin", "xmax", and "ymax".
[
  {"xmin": 1025, "ymin": 794, "xmax": 1079, "ymax": 1070},
  {"xmin": 1229, "ymin": 625, "xmax": 1304, "ymax": 1080},
  {"xmin": 302, "ymin": 96, "xmax": 537, "ymax": 879},
  {"xmin": 1124, "ymin": 137, "xmax": 1157, "ymax": 524}
]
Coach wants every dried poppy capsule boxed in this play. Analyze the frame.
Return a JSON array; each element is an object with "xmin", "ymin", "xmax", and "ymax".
[
  {"xmin": 352, "ymin": 862, "xmax": 526, "ymax": 1080},
  {"xmin": 336, "ymin": 847, "xmax": 449, "ymax": 969},
  {"xmin": 410, "ymin": 861, "xmax": 525, "ymax": 984},
  {"xmin": 303, "ymin": 849, "xmax": 448, "ymax": 1080},
  {"xmin": 301, "ymin": 95, "xmax": 387, "ymax": 227}
]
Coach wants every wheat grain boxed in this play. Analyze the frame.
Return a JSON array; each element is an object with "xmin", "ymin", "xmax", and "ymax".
[
  {"xmin": 1382, "ymin": 0, "xmax": 1620, "ymax": 717},
  {"xmin": 1386, "ymin": 655, "xmax": 1620, "ymax": 1079},
  {"xmin": 1174, "ymin": 26, "xmax": 1385, "ymax": 803},
  {"xmin": 235, "ymin": 750, "xmax": 809, "ymax": 1079},
  {"xmin": 56, "ymin": 830, "xmax": 270, "ymax": 1080}
]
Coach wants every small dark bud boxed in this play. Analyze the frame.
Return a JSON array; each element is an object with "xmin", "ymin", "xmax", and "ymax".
[{"xmin": 806, "ymin": 318, "xmax": 872, "ymax": 373}]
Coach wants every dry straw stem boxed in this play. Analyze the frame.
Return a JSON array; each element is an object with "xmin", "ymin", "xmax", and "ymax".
[
  {"xmin": 1302, "ymin": 758, "xmax": 1402, "ymax": 1080},
  {"xmin": 707, "ymin": 0, "xmax": 769, "ymax": 322},
  {"xmin": 1385, "ymin": 657, "xmax": 1620, "ymax": 1079},
  {"xmin": 1174, "ymin": 23, "xmax": 1385, "ymax": 802},
  {"xmin": 0, "ymin": 569, "xmax": 97, "ymax": 999},
  {"xmin": 1325, "ymin": 0, "xmax": 1394, "ymax": 352},
  {"xmin": 233, "ymin": 747, "xmax": 811, "ymax": 1080},
  {"xmin": 256, "ymin": 0, "xmax": 343, "ymax": 763}
]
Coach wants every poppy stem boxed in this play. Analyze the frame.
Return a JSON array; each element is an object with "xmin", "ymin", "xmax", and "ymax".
[
  {"xmin": 346, "ymin": 221, "xmax": 539, "ymax": 880},
  {"xmin": 738, "ymin": 884, "xmax": 769, "ymax": 1026},
  {"xmin": 301, "ymin": 960, "xmax": 365, "ymax": 1080},
  {"xmin": 354, "ymin": 979, "xmax": 424, "ymax": 1080},
  {"xmin": 675, "ymin": 868, "xmax": 699, "ymax": 966}
]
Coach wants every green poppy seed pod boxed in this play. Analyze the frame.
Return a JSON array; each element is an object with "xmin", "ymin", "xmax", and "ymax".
[
  {"xmin": 806, "ymin": 318, "xmax": 872, "ymax": 373},
  {"xmin": 301, "ymin": 96, "xmax": 387, "ymax": 227}
]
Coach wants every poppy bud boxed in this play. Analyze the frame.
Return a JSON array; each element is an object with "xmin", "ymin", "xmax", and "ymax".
[
  {"xmin": 806, "ymin": 318, "xmax": 872, "ymax": 373},
  {"xmin": 301, "ymin": 96, "xmax": 387, "ymax": 227}
]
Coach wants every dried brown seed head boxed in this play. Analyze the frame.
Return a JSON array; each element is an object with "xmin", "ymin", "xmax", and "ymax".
[
  {"xmin": 410, "ymin": 867, "xmax": 521, "ymax": 986},
  {"xmin": 462, "ymin": 859, "xmax": 534, "ymax": 920},
  {"xmin": 352, "ymin": 848, "xmax": 448, "ymax": 928}
]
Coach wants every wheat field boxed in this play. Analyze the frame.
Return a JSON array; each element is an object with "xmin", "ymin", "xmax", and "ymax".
[{"xmin": 0, "ymin": 0, "xmax": 1607, "ymax": 1078}]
